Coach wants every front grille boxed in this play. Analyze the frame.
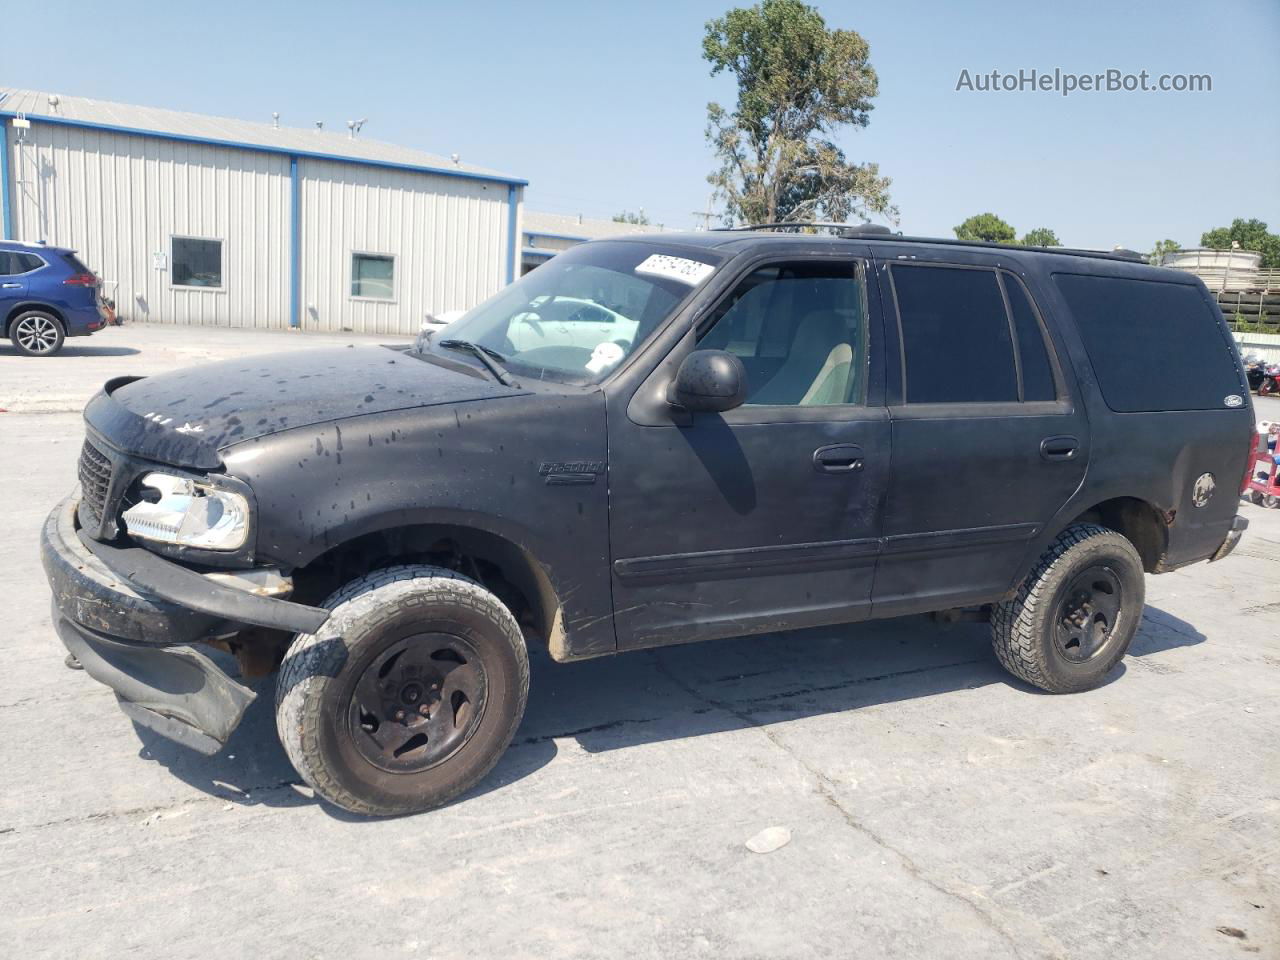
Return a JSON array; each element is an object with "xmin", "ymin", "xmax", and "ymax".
[{"xmin": 77, "ymin": 439, "xmax": 114, "ymax": 525}]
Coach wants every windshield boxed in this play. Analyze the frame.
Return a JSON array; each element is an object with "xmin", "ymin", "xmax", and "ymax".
[{"xmin": 427, "ymin": 241, "xmax": 723, "ymax": 384}]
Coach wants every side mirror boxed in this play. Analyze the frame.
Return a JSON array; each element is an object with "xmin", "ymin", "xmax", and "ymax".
[{"xmin": 669, "ymin": 349, "xmax": 747, "ymax": 415}]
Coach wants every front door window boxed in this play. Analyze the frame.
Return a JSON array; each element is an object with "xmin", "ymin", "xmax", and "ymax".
[{"xmin": 698, "ymin": 261, "xmax": 869, "ymax": 407}]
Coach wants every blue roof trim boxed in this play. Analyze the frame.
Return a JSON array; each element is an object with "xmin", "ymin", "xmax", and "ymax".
[
  {"xmin": 0, "ymin": 111, "xmax": 529, "ymax": 188},
  {"xmin": 505, "ymin": 185, "xmax": 518, "ymax": 284},
  {"xmin": 521, "ymin": 247, "xmax": 556, "ymax": 258},
  {"xmin": 289, "ymin": 156, "xmax": 301, "ymax": 328},
  {"xmin": 0, "ymin": 119, "xmax": 11, "ymax": 240},
  {"xmin": 526, "ymin": 231, "xmax": 590, "ymax": 242}
]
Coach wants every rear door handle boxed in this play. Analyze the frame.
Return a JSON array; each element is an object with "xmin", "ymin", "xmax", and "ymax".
[
  {"xmin": 814, "ymin": 444, "xmax": 865, "ymax": 473},
  {"xmin": 1, "ymin": 283, "xmax": 21, "ymax": 289},
  {"xmin": 1040, "ymin": 436, "xmax": 1080, "ymax": 462}
]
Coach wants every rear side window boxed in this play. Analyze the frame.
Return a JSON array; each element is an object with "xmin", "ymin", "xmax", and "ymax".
[
  {"xmin": 60, "ymin": 253, "xmax": 91, "ymax": 274},
  {"xmin": 0, "ymin": 252, "xmax": 44, "ymax": 275},
  {"xmin": 891, "ymin": 265, "xmax": 1017, "ymax": 403},
  {"xmin": 1054, "ymin": 274, "xmax": 1242, "ymax": 412},
  {"xmin": 1002, "ymin": 274, "xmax": 1056, "ymax": 402}
]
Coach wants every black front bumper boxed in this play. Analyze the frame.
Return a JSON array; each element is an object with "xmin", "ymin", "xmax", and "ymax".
[{"xmin": 41, "ymin": 496, "xmax": 328, "ymax": 753}]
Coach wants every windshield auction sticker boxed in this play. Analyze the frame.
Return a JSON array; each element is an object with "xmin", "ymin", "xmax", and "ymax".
[{"xmin": 635, "ymin": 254, "xmax": 715, "ymax": 286}]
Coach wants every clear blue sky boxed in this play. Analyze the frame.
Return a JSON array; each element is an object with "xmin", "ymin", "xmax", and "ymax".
[{"xmin": 9, "ymin": 0, "xmax": 1278, "ymax": 251}]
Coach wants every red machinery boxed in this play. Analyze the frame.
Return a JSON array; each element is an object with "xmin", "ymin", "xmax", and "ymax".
[{"xmin": 1245, "ymin": 422, "xmax": 1280, "ymax": 508}]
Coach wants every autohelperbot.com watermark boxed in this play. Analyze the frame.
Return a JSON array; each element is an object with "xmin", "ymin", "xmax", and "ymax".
[{"xmin": 955, "ymin": 68, "xmax": 1212, "ymax": 96}]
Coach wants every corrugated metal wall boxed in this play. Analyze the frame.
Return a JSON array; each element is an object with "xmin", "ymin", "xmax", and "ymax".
[
  {"xmin": 4, "ymin": 121, "xmax": 518, "ymax": 333},
  {"xmin": 297, "ymin": 158, "xmax": 511, "ymax": 334},
  {"xmin": 8, "ymin": 123, "xmax": 291, "ymax": 327}
]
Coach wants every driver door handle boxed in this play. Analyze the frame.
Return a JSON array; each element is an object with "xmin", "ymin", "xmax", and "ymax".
[{"xmin": 813, "ymin": 444, "xmax": 865, "ymax": 474}]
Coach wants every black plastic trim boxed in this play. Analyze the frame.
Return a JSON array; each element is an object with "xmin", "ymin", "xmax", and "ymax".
[
  {"xmin": 881, "ymin": 522, "xmax": 1040, "ymax": 557},
  {"xmin": 53, "ymin": 608, "xmax": 254, "ymax": 751},
  {"xmin": 80, "ymin": 530, "xmax": 329, "ymax": 634},
  {"xmin": 614, "ymin": 537, "xmax": 881, "ymax": 583}
]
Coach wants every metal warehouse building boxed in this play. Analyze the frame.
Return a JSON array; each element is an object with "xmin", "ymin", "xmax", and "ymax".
[
  {"xmin": 0, "ymin": 88, "xmax": 526, "ymax": 334},
  {"xmin": 521, "ymin": 211, "xmax": 664, "ymax": 275}
]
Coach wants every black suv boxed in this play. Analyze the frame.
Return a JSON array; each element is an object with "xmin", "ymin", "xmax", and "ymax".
[{"xmin": 42, "ymin": 227, "xmax": 1252, "ymax": 815}]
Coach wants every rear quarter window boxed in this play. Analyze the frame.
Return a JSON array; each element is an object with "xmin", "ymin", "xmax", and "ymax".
[
  {"xmin": 61, "ymin": 253, "xmax": 92, "ymax": 274},
  {"xmin": 1053, "ymin": 273, "xmax": 1243, "ymax": 412}
]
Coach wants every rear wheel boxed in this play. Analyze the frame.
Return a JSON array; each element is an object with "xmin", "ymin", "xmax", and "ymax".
[
  {"xmin": 276, "ymin": 565, "xmax": 529, "ymax": 816},
  {"xmin": 9, "ymin": 311, "xmax": 65, "ymax": 356},
  {"xmin": 991, "ymin": 523, "xmax": 1145, "ymax": 693}
]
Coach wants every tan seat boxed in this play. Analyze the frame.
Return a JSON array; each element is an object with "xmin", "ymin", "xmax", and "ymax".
[{"xmin": 751, "ymin": 310, "xmax": 854, "ymax": 406}]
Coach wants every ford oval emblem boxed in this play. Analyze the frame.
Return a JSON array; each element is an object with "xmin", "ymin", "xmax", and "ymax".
[
  {"xmin": 1224, "ymin": 395, "xmax": 1243, "ymax": 408},
  {"xmin": 1192, "ymin": 472, "xmax": 1216, "ymax": 508}
]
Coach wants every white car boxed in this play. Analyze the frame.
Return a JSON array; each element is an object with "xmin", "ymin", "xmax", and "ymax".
[{"xmin": 507, "ymin": 296, "xmax": 638, "ymax": 354}]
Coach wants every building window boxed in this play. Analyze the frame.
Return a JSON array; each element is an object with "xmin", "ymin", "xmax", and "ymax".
[
  {"xmin": 351, "ymin": 253, "xmax": 395, "ymax": 300},
  {"xmin": 172, "ymin": 237, "xmax": 223, "ymax": 288}
]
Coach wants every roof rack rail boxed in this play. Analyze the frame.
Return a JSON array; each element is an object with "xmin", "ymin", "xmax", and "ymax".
[
  {"xmin": 878, "ymin": 235, "xmax": 1148, "ymax": 263},
  {"xmin": 714, "ymin": 221, "xmax": 897, "ymax": 239},
  {"xmin": 711, "ymin": 222, "xmax": 1148, "ymax": 264}
]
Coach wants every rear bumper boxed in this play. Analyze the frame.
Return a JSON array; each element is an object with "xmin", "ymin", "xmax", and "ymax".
[
  {"xmin": 62, "ymin": 301, "xmax": 106, "ymax": 337},
  {"xmin": 41, "ymin": 495, "xmax": 327, "ymax": 751},
  {"xmin": 1209, "ymin": 514, "xmax": 1249, "ymax": 563}
]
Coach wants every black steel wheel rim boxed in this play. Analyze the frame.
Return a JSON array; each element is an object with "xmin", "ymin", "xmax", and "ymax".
[
  {"xmin": 1052, "ymin": 565, "xmax": 1123, "ymax": 664},
  {"xmin": 346, "ymin": 632, "xmax": 488, "ymax": 773}
]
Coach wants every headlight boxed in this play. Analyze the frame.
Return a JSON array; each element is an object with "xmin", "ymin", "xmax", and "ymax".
[{"xmin": 121, "ymin": 473, "xmax": 250, "ymax": 551}]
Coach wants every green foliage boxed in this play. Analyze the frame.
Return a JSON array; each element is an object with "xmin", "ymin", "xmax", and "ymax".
[
  {"xmin": 1020, "ymin": 227, "xmax": 1061, "ymax": 247},
  {"xmin": 954, "ymin": 213, "xmax": 1016, "ymax": 244},
  {"xmin": 612, "ymin": 210, "xmax": 651, "ymax": 225},
  {"xmin": 703, "ymin": 0, "xmax": 895, "ymax": 226},
  {"xmin": 1229, "ymin": 313, "xmax": 1276, "ymax": 334},
  {"xmin": 1200, "ymin": 218, "xmax": 1280, "ymax": 269},
  {"xmin": 1149, "ymin": 238, "xmax": 1181, "ymax": 266}
]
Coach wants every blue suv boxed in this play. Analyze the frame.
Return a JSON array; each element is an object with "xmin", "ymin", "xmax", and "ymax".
[{"xmin": 1, "ymin": 241, "xmax": 106, "ymax": 356}]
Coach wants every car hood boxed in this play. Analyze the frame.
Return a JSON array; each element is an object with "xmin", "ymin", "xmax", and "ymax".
[{"xmin": 83, "ymin": 346, "xmax": 526, "ymax": 469}]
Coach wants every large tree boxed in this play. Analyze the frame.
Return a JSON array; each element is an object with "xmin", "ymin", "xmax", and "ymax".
[
  {"xmin": 1149, "ymin": 238, "xmax": 1181, "ymax": 266},
  {"xmin": 1201, "ymin": 218, "xmax": 1280, "ymax": 268},
  {"xmin": 703, "ymin": 0, "xmax": 895, "ymax": 226},
  {"xmin": 954, "ymin": 213, "xmax": 1016, "ymax": 244},
  {"xmin": 1020, "ymin": 227, "xmax": 1061, "ymax": 247}
]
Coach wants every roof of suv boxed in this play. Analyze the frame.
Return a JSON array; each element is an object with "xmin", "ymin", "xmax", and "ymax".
[
  {"xmin": 0, "ymin": 239, "xmax": 74, "ymax": 255},
  {"xmin": 608, "ymin": 228, "xmax": 1152, "ymax": 268}
]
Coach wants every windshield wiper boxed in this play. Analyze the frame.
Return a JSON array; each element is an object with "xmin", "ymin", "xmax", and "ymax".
[{"xmin": 437, "ymin": 339, "xmax": 520, "ymax": 387}]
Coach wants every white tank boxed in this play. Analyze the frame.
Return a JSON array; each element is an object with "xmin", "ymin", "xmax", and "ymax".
[{"xmin": 1161, "ymin": 248, "xmax": 1262, "ymax": 291}]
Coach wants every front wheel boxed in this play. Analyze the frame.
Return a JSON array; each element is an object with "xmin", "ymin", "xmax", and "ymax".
[
  {"xmin": 276, "ymin": 565, "xmax": 529, "ymax": 816},
  {"xmin": 991, "ymin": 523, "xmax": 1145, "ymax": 693}
]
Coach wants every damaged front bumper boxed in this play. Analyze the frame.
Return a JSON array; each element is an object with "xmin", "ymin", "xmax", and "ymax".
[{"xmin": 40, "ymin": 496, "xmax": 329, "ymax": 754}]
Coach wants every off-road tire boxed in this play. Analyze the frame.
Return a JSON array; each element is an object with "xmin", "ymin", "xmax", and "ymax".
[
  {"xmin": 9, "ymin": 310, "xmax": 65, "ymax": 356},
  {"xmin": 991, "ymin": 523, "xmax": 1145, "ymax": 693},
  {"xmin": 276, "ymin": 565, "xmax": 529, "ymax": 816}
]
